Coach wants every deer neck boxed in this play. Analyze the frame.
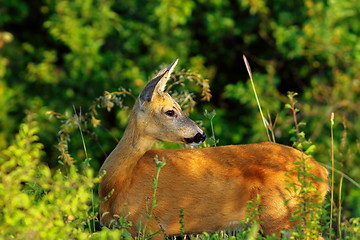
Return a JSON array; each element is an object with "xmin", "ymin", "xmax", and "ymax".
[
  {"xmin": 99, "ymin": 109, "xmax": 156, "ymax": 199},
  {"xmin": 115, "ymin": 112, "xmax": 155, "ymax": 161}
]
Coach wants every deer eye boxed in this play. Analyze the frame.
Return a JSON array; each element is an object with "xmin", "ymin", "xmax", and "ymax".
[{"xmin": 165, "ymin": 110, "xmax": 176, "ymax": 117}]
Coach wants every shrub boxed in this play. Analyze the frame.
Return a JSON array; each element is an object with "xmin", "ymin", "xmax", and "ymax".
[{"xmin": 0, "ymin": 114, "xmax": 123, "ymax": 239}]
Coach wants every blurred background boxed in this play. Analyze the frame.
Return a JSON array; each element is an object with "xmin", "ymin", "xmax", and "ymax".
[{"xmin": 0, "ymin": 0, "xmax": 359, "ymax": 220}]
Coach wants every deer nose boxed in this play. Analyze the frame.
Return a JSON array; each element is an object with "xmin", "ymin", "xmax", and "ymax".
[
  {"xmin": 184, "ymin": 132, "xmax": 206, "ymax": 145},
  {"xmin": 194, "ymin": 132, "xmax": 206, "ymax": 143}
]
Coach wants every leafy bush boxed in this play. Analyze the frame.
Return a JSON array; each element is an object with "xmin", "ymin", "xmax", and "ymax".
[
  {"xmin": 1, "ymin": 0, "xmax": 360, "ymax": 238},
  {"xmin": 0, "ymin": 114, "xmax": 124, "ymax": 239}
]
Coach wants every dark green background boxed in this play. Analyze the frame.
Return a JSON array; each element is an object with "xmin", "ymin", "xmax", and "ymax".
[{"xmin": 1, "ymin": 0, "xmax": 359, "ymax": 218}]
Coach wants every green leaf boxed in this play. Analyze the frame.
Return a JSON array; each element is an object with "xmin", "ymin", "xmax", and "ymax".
[{"xmin": 305, "ymin": 145, "xmax": 317, "ymax": 154}]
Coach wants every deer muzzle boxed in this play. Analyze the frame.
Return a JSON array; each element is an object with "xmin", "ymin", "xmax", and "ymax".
[{"xmin": 184, "ymin": 132, "xmax": 206, "ymax": 145}]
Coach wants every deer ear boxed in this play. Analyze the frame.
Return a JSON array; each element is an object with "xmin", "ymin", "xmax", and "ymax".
[{"xmin": 139, "ymin": 59, "xmax": 178, "ymax": 103}]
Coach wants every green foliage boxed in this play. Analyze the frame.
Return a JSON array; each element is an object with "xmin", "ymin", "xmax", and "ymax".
[
  {"xmin": 1, "ymin": 0, "xmax": 360, "ymax": 238},
  {"xmin": 141, "ymin": 156, "xmax": 166, "ymax": 239},
  {"xmin": 283, "ymin": 93, "xmax": 325, "ymax": 239},
  {"xmin": 0, "ymin": 114, "xmax": 123, "ymax": 239},
  {"xmin": 179, "ymin": 208, "xmax": 186, "ymax": 238},
  {"xmin": 235, "ymin": 194, "xmax": 265, "ymax": 240},
  {"xmin": 204, "ymin": 109, "xmax": 219, "ymax": 147},
  {"xmin": 343, "ymin": 218, "xmax": 360, "ymax": 240}
]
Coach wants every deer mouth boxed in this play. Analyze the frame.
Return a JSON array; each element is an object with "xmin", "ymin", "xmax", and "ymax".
[{"xmin": 184, "ymin": 132, "xmax": 206, "ymax": 145}]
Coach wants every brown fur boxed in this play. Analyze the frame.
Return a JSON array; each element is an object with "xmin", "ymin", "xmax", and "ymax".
[
  {"xmin": 98, "ymin": 60, "xmax": 328, "ymax": 239},
  {"xmin": 100, "ymin": 142, "xmax": 328, "ymax": 237}
]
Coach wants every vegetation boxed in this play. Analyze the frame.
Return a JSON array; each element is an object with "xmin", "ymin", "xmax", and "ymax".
[{"xmin": 0, "ymin": 0, "xmax": 359, "ymax": 239}]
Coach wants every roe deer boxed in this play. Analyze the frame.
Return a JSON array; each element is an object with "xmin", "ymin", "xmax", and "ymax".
[{"xmin": 99, "ymin": 59, "xmax": 328, "ymax": 239}]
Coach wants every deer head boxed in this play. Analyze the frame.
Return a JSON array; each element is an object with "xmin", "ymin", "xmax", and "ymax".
[{"xmin": 135, "ymin": 59, "xmax": 206, "ymax": 145}]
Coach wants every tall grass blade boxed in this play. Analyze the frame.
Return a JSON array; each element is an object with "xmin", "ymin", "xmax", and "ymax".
[
  {"xmin": 73, "ymin": 105, "xmax": 90, "ymax": 168},
  {"xmin": 73, "ymin": 105, "xmax": 95, "ymax": 232},
  {"xmin": 338, "ymin": 175, "xmax": 344, "ymax": 239},
  {"xmin": 330, "ymin": 112, "xmax": 335, "ymax": 237},
  {"xmin": 322, "ymin": 163, "xmax": 360, "ymax": 189},
  {"xmin": 242, "ymin": 55, "xmax": 271, "ymax": 142}
]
